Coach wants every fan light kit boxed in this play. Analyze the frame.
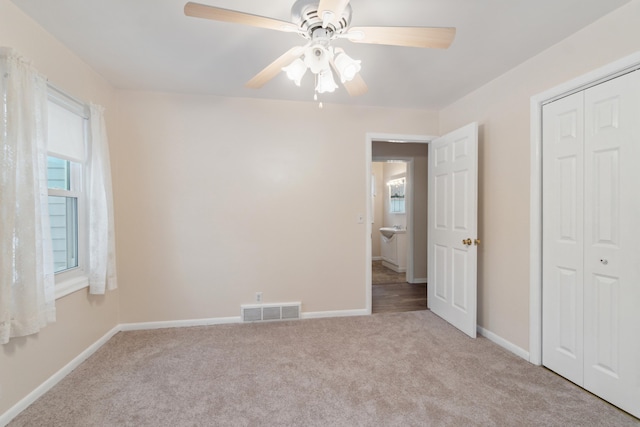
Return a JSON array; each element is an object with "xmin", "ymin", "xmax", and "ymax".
[{"xmin": 184, "ymin": 0, "xmax": 456, "ymax": 103}]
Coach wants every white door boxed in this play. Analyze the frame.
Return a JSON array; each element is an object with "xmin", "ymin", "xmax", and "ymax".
[
  {"xmin": 582, "ymin": 70, "xmax": 640, "ymax": 417},
  {"xmin": 428, "ymin": 122, "xmax": 478, "ymax": 338},
  {"xmin": 542, "ymin": 69, "xmax": 640, "ymax": 418},
  {"xmin": 542, "ymin": 90, "xmax": 585, "ymax": 385}
]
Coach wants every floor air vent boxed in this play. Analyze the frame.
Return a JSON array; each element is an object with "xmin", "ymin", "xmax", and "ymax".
[{"xmin": 241, "ymin": 303, "xmax": 301, "ymax": 322}]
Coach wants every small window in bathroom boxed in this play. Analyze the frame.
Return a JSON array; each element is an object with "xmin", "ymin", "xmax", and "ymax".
[{"xmin": 388, "ymin": 178, "xmax": 405, "ymax": 214}]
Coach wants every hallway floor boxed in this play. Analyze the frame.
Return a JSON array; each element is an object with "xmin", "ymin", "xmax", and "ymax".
[{"xmin": 372, "ymin": 261, "xmax": 427, "ymax": 314}]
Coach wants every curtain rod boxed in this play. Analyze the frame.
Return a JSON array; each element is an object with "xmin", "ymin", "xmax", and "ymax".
[{"xmin": 47, "ymin": 81, "xmax": 90, "ymax": 119}]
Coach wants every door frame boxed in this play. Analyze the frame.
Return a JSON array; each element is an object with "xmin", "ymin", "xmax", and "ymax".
[
  {"xmin": 529, "ymin": 51, "xmax": 640, "ymax": 365},
  {"xmin": 365, "ymin": 133, "xmax": 435, "ymax": 314}
]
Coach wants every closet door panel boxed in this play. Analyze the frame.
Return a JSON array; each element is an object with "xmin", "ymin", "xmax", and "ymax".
[
  {"xmin": 583, "ymin": 70, "xmax": 640, "ymax": 418},
  {"xmin": 542, "ymin": 91, "xmax": 585, "ymax": 385}
]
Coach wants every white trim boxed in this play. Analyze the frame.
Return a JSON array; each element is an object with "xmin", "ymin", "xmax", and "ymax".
[
  {"xmin": 365, "ymin": 135, "xmax": 373, "ymax": 315},
  {"xmin": 366, "ymin": 133, "xmax": 435, "ymax": 315},
  {"xmin": 529, "ymin": 50, "xmax": 640, "ymax": 366},
  {"xmin": 74, "ymin": 309, "xmax": 370, "ymax": 334},
  {"xmin": 477, "ymin": 326, "xmax": 530, "ymax": 362},
  {"xmin": 381, "ymin": 260, "xmax": 406, "ymax": 273},
  {"xmin": 47, "ymin": 83, "xmax": 89, "ymax": 119},
  {"xmin": 120, "ymin": 316, "xmax": 242, "ymax": 331},
  {"xmin": 0, "ymin": 325, "xmax": 120, "ymax": 427},
  {"xmin": 369, "ymin": 133, "xmax": 435, "ymax": 144},
  {"xmin": 54, "ymin": 275, "xmax": 89, "ymax": 299},
  {"xmin": 372, "ymin": 256, "xmax": 383, "ymax": 261},
  {"xmin": 409, "ymin": 277, "xmax": 427, "ymax": 284},
  {"xmin": 529, "ymin": 94, "xmax": 543, "ymax": 366},
  {"xmin": 301, "ymin": 308, "xmax": 368, "ymax": 319},
  {"xmin": 117, "ymin": 309, "xmax": 369, "ymax": 330}
]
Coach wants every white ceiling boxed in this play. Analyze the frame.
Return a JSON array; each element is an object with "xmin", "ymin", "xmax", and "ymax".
[{"xmin": 10, "ymin": 0, "xmax": 631, "ymax": 110}]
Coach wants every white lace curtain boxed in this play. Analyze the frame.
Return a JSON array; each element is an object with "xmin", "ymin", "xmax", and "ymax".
[
  {"xmin": 0, "ymin": 48, "xmax": 118, "ymax": 344},
  {"xmin": 0, "ymin": 48, "xmax": 56, "ymax": 345},
  {"xmin": 88, "ymin": 104, "xmax": 118, "ymax": 294}
]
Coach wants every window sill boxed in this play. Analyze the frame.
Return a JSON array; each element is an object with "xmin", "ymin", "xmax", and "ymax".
[{"xmin": 55, "ymin": 275, "xmax": 89, "ymax": 300}]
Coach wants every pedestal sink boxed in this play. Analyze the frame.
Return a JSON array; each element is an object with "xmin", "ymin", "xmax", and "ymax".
[
  {"xmin": 379, "ymin": 227, "xmax": 407, "ymax": 273},
  {"xmin": 379, "ymin": 227, "xmax": 406, "ymax": 239}
]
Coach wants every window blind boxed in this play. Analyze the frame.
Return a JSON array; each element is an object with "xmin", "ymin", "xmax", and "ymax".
[{"xmin": 47, "ymin": 100, "xmax": 86, "ymax": 162}]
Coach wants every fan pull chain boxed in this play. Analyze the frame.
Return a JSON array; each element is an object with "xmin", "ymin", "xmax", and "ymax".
[{"xmin": 313, "ymin": 75, "xmax": 322, "ymax": 108}]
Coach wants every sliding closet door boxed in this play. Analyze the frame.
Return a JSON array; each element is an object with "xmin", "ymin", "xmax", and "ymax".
[
  {"xmin": 582, "ymin": 70, "xmax": 640, "ymax": 417},
  {"xmin": 542, "ymin": 91, "xmax": 585, "ymax": 386}
]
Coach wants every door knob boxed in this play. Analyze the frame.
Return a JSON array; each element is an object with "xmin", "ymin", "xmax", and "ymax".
[
  {"xmin": 474, "ymin": 239, "xmax": 481, "ymax": 246},
  {"xmin": 462, "ymin": 238, "xmax": 472, "ymax": 246}
]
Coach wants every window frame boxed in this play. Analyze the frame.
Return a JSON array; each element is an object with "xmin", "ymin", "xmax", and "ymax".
[
  {"xmin": 388, "ymin": 177, "xmax": 406, "ymax": 214},
  {"xmin": 46, "ymin": 86, "xmax": 90, "ymax": 299}
]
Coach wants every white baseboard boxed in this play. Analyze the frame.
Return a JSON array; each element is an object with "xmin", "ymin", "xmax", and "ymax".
[
  {"xmin": 120, "ymin": 316, "xmax": 241, "ymax": 331},
  {"xmin": 0, "ymin": 325, "xmax": 120, "ymax": 427},
  {"xmin": 120, "ymin": 309, "xmax": 368, "ymax": 330},
  {"xmin": 301, "ymin": 308, "xmax": 369, "ymax": 319},
  {"xmin": 409, "ymin": 278, "xmax": 427, "ymax": 284},
  {"xmin": 372, "ymin": 256, "xmax": 382, "ymax": 261},
  {"xmin": 477, "ymin": 325, "xmax": 530, "ymax": 362},
  {"xmin": 381, "ymin": 260, "xmax": 406, "ymax": 273}
]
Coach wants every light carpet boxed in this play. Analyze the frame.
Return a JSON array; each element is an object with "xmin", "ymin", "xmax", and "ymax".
[{"xmin": 9, "ymin": 310, "xmax": 639, "ymax": 426}]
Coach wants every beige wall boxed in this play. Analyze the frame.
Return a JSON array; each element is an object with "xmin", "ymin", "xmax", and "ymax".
[
  {"xmin": 0, "ymin": 0, "xmax": 118, "ymax": 416},
  {"xmin": 439, "ymin": 0, "xmax": 640, "ymax": 350},
  {"xmin": 113, "ymin": 90, "xmax": 439, "ymax": 322},
  {"xmin": 372, "ymin": 143, "xmax": 429, "ymax": 281}
]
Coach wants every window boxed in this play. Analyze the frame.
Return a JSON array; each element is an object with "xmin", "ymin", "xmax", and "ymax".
[
  {"xmin": 46, "ymin": 87, "xmax": 89, "ymax": 297},
  {"xmin": 388, "ymin": 178, "xmax": 406, "ymax": 214},
  {"xmin": 47, "ymin": 156, "xmax": 80, "ymax": 272}
]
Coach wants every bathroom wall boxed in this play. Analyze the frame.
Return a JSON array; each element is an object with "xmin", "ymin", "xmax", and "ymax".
[
  {"xmin": 371, "ymin": 162, "xmax": 384, "ymax": 259},
  {"xmin": 382, "ymin": 162, "xmax": 407, "ymax": 230}
]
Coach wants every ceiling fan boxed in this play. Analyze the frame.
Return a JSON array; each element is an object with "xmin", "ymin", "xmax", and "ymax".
[{"xmin": 184, "ymin": 0, "xmax": 456, "ymax": 99}]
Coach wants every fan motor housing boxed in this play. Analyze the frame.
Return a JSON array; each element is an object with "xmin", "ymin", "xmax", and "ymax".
[{"xmin": 291, "ymin": 0, "xmax": 352, "ymax": 39}]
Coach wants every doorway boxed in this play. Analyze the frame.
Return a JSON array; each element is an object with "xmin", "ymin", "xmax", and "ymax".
[
  {"xmin": 371, "ymin": 159, "xmax": 425, "ymax": 313},
  {"xmin": 366, "ymin": 134, "xmax": 433, "ymax": 314}
]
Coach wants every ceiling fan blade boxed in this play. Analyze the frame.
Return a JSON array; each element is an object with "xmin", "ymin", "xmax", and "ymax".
[
  {"xmin": 184, "ymin": 2, "xmax": 300, "ymax": 33},
  {"xmin": 317, "ymin": 0, "xmax": 350, "ymax": 27},
  {"xmin": 342, "ymin": 73, "xmax": 368, "ymax": 97},
  {"xmin": 346, "ymin": 26, "xmax": 456, "ymax": 49},
  {"xmin": 245, "ymin": 46, "xmax": 306, "ymax": 89}
]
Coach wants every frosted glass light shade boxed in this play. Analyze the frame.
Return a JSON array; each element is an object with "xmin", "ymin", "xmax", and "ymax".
[
  {"xmin": 304, "ymin": 46, "xmax": 330, "ymax": 74},
  {"xmin": 316, "ymin": 69, "xmax": 338, "ymax": 93},
  {"xmin": 334, "ymin": 51, "xmax": 361, "ymax": 82},
  {"xmin": 282, "ymin": 58, "xmax": 307, "ymax": 86}
]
